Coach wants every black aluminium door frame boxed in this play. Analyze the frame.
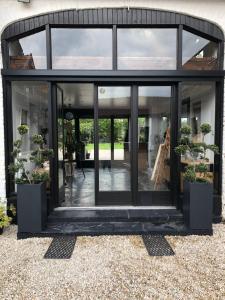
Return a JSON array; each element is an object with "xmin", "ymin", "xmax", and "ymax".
[
  {"xmin": 3, "ymin": 77, "xmax": 223, "ymax": 212},
  {"xmin": 135, "ymin": 83, "xmax": 178, "ymax": 206},
  {"xmin": 94, "ymin": 83, "xmax": 133, "ymax": 205},
  {"xmin": 94, "ymin": 82, "xmax": 178, "ymax": 206}
]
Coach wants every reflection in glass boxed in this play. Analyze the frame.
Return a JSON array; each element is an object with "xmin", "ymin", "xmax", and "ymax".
[
  {"xmin": 138, "ymin": 86, "xmax": 171, "ymax": 191},
  {"xmin": 12, "ymin": 81, "xmax": 49, "ymax": 188},
  {"xmin": 52, "ymin": 28, "xmax": 112, "ymax": 69},
  {"xmin": 57, "ymin": 83, "xmax": 95, "ymax": 207},
  {"xmin": 181, "ymin": 82, "xmax": 216, "ymax": 190},
  {"xmin": 182, "ymin": 30, "xmax": 218, "ymax": 70},
  {"xmin": 118, "ymin": 28, "xmax": 177, "ymax": 70},
  {"xmin": 181, "ymin": 82, "xmax": 215, "ymax": 155},
  {"xmin": 98, "ymin": 86, "xmax": 131, "ymax": 191},
  {"xmin": 9, "ymin": 31, "xmax": 46, "ymax": 69},
  {"xmin": 57, "ymin": 87, "xmax": 64, "ymax": 203},
  {"xmin": 114, "ymin": 119, "xmax": 129, "ymax": 160},
  {"xmin": 80, "ymin": 119, "xmax": 94, "ymax": 160}
]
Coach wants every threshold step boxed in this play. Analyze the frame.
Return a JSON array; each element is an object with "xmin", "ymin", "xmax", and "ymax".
[
  {"xmin": 17, "ymin": 220, "xmax": 188, "ymax": 238},
  {"xmin": 48, "ymin": 209, "xmax": 183, "ymax": 223}
]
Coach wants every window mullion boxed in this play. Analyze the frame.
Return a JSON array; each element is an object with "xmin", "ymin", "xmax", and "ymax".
[
  {"xmin": 46, "ymin": 24, "xmax": 52, "ymax": 69},
  {"xmin": 112, "ymin": 25, "xmax": 117, "ymax": 70},
  {"xmin": 177, "ymin": 24, "xmax": 183, "ymax": 70}
]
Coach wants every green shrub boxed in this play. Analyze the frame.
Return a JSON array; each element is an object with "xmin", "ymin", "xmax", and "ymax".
[
  {"xmin": 180, "ymin": 125, "xmax": 192, "ymax": 135},
  {"xmin": 175, "ymin": 122, "xmax": 219, "ymax": 183},
  {"xmin": 8, "ymin": 126, "xmax": 54, "ymax": 184},
  {"xmin": 0, "ymin": 206, "xmax": 12, "ymax": 229},
  {"xmin": 183, "ymin": 166, "xmax": 196, "ymax": 182},
  {"xmin": 200, "ymin": 123, "xmax": 211, "ymax": 135},
  {"xmin": 17, "ymin": 124, "xmax": 29, "ymax": 135}
]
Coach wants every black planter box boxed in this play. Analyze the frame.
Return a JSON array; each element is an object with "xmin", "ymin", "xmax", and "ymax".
[
  {"xmin": 17, "ymin": 182, "xmax": 47, "ymax": 233},
  {"xmin": 183, "ymin": 181, "xmax": 213, "ymax": 231},
  {"xmin": 0, "ymin": 227, "xmax": 3, "ymax": 235}
]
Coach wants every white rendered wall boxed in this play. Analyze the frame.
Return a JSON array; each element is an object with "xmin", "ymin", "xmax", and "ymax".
[{"xmin": 0, "ymin": 0, "xmax": 225, "ymax": 217}]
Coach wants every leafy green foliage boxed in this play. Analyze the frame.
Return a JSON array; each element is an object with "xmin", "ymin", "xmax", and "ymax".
[
  {"xmin": 195, "ymin": 163, "xmax": 208, "ymax": 174},
  {"xmin": 200, "ymin": 123, "xmax": 211, "ymax": 135},
  {"xmin": 196, "ymin": 177, "xmax": 209, "ymax": 183},
  {"xmin": 175, "ymin": 123, "xmax": 219, "ymax": 183},
  {"xmin": 32, "ymin": 134, "xmax": 44, "ymax": 145},
  {"xmin": 180, "ymin": 136, "xmax": 190, "ymax": 145},
  {"xmin": 13, "ymin": 139, "xmax": 22, "ymax": 148},
  {"xmin": 17, "ymin": 124, "xmax": 29, "ymax": 136},
  {"xmin": 183, "ymin": 166, "xmax": 196, "ymax": 182},
  {"xmin": 180, "ymin": 125, "xmax": 192, "ymax": 135},
  {"xmin": 190, "ymin": 144, "xmax": 204, "ymax": 155},
  {"xmin": 174, "ymin": 144, "xmax": 189, "ymax": 155},
  {"xmin": 0, "ymin": 205, "xmax": 12, "ymax": 229},
  {"xmin": 8, "ymin": 125, "xmax": 54, "ymax": 184},
  {"xmin": 31, "ymin": 171, "xmax": 49, "ymax": 183}
]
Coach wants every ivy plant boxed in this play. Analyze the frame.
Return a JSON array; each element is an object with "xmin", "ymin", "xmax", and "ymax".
[{"xmin": 175, "ymin": 123, "xmax": 219, "ymax": 183}]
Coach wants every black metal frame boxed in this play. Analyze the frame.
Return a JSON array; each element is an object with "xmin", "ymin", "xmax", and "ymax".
[{"xmin": 1, "ymin": 8, "xmax": 224, "ymax": 219}]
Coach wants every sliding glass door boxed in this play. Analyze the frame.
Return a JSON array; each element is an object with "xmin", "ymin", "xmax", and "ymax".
[
  {"xmin": 55, "ymin": 83, "xmax": 175, "ymax": 207},
  {"xmin": 137, "ymin": 86, "xmax": 174, "ymax": 205},
  {"xmin": 96, "ymin": 84, "xmax": 175, "ymax": 206},
  {"xmin": 96, "ymin": 86, "xmax": 132, "ymax": 205}
]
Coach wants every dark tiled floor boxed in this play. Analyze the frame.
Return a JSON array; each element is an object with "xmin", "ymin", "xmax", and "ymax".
[{"xmin": 61, "ymin": 168, "xmax": 169, "ymax": 207}]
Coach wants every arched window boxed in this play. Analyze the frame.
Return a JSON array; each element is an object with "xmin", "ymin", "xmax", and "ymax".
[{"xmin": 2, "ymin": 8, "xmax": 223, "ymax": 71}]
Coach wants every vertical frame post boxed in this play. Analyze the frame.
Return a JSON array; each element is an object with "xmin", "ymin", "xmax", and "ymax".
[
  {"xmin": 94, "ymin": 84, "xmax": 99, "ymax": 205},
  {"xmin": 112, "ymin": 25, "xmax": 117, "ymax": 70},
  {"xmin": 177, "ymin": 25, "xmax": 183, "ymax": 70},
  {"xmin": 3, "ymin": 80, "xmax": 13, "ymax": 197},
  {"xmin": 131, "ymin": 85, "xmax": 138, "ymax": 205},
  {"xmin": 111, "ymin": 117, "xmax": 114, "ymax": 160},
  {"xmin": 46, "ymin": 24, "xmax": 52, "ymax": 69},
  {"xmin": 170, "ymin": 83, "xmax": 180, "ymax": 207},
  {"xmin": 48, "ymin": 82, "xmax": 58, "ymax": 210}
]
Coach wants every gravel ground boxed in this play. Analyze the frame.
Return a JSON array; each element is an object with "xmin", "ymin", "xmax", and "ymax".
[{"xmin": 0, "ymin": 225, "xmax": 225, "ymax": 300}]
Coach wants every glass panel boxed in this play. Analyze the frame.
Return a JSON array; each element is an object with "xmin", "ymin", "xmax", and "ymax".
[
  {"xmin": 98, "ymin": 86, "xmax": 131, "ymax": 191},
  {"xmin": 98, "ymin": 119, "xmax": 111, "ymax": 160},
  {"xmin": 80, "ymin": 119, "xmax": 94, "ymax": 160},
  {"xmin": 52, "ymin": 28, "xmax": 112, "ymax": 69},
  {"xmin": 118, "ymin": 28, "xmax": 177, "ymax": 70},
  {"xmin": 138, "ymin": 86, "xmax": 171, "ymax": 191},
  {"xmin": 9, "ymin": 31, "xmax": 46, "ymax": 69},
  {"xmin": 180, "ymin": 82, "xmax": 216, "ymax": 189},
  {"xmin": 12, "ymin": 81, "xmax": 49, "ymax": 188},
  {"xmin": 57, "ymin": 87, "xmax": 65, "ymax": 204},
  {"xmin": 57, "ymin": 83, "xmax": 95, "ymax": 207},
  {"xmin": 182, "ymin": 30, "xmax": 218, "ymax": 70},
  {"xmin": 113, "ymin": 118, "xmax": 129, "ymax": 160}
]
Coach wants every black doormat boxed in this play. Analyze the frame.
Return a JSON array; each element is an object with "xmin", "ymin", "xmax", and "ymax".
[
  {"xmin": 44, "ymin": 236, "xmax": 76, "ymax": 259},
  {"xmin": 142, "ymin": 235, "xmax": 175, "ymax": 256}
]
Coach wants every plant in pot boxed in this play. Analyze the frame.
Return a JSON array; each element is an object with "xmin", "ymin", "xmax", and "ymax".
[
  {"xmin": 8, "ymin": 125, "xmax": 53, "ymax": 234},
  {"xmin": 0, "ymin": 205, "xmax": 15, "ymax": 235},
  {"xmin": 175, "ymin": 123, "xmax": 219, "ymax": 232}
]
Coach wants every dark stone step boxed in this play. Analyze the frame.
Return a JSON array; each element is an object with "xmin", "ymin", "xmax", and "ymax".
[
  {"xmin": 48, "ymin": 209, "xmax": 183, "ymax": 223},
  {"xmin": 19, "ymin": 220, "xmax": 186, "ymax": 238}
]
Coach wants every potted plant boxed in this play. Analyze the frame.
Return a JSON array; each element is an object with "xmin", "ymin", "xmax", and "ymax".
[
  {"xmin": 0, "ymin": 205, "xmax": 15, "ymax": 235},
  {"xmin": 8, "ymin": 125, "xmax": 53, "ymax": 234},
  {"xmin": 175, "ymin": 123, "xmax": 219, "ymax": 232}
]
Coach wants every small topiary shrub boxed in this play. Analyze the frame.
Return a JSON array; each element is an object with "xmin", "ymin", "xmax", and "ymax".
[
  {"xmin": 8, "ymin": 126, "xmax": 54, "ymax": 184},
  {"xmin": 175, "ymin": 122, "xmax": 219, "ymax": 183}
]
